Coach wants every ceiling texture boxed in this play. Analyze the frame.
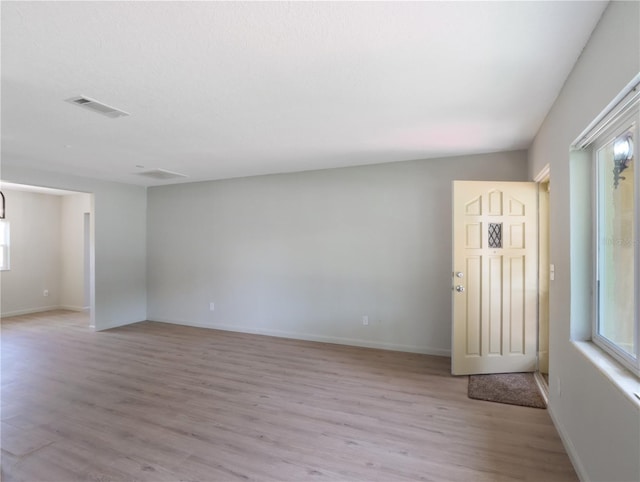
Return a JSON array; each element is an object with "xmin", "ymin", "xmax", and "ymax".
[{"xmin": 1, "ymin": 1, "xmax": 608, "ymax": 186}]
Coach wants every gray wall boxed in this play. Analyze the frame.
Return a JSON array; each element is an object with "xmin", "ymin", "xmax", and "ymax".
[
  {"xmin": 529, "ymin": 2, "xmax": 640, "ymax": 481},
  {"xmin": 60, "ymin": 193, "xmax": 92, "ymax": 311},
  {"xmin": 148, "ymin": 150, "xmax": 527, "ymax": 354},
  {"xmin": 0, "ymin": 165, "xmax": 147, "ymax": 330}
]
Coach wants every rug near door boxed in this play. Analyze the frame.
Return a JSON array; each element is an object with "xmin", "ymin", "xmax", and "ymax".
[{"xmin": 468, "ymin": 372, "xmax": 546, "ymax": 409}]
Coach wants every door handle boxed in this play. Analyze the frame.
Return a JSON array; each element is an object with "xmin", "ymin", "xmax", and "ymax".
[
  {"xmin": 455, "ymin": 272, "xmax": 464, "ymax": 278},
  {"xmin": 455, "ymin": 285, "xmax": 465, "ymax": 292}
]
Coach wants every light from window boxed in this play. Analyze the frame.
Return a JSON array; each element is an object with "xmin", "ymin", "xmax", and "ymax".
[
  {"xmin": 594, "ymin": 110, "xmax": 639, "ymax": 376},
  {"xmin": 0, "ymin": 220, "xmax": 9, "ymax": 271}
]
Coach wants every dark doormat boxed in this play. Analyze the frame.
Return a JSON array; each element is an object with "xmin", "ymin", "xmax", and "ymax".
[{"xmin": 468, "ymin": 372, "xmax": 546, "ymax": 409}]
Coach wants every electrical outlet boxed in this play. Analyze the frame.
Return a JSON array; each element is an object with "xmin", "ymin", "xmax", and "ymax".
[
  {"xmin": 362, "ymin": 315, "xmax": 369, "ymax": 326},
  {"xmin": 43, "ymin": 289, "xmax": 49, "ymax": 297},
  {"xmin": 209, "ymin": 302, "xmax": 215, "ymax": 311}
]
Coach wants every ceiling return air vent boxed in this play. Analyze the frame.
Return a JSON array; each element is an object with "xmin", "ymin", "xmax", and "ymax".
[
  {"xmin": 66, "ymin": 96, "xmax": 129, "ymax": 118},
  {"xmin": 135, "ymin": 169, "xmax": 188, "ymax": 180}
]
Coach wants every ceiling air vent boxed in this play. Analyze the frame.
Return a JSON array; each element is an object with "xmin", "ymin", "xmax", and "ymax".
[
  {"xmin": 66, "ymin": 96, "xmax": 129, "ymax": 118},
  {"xmin": 136, "ymin": 169, "xmax": 188, "ymax": 180}
]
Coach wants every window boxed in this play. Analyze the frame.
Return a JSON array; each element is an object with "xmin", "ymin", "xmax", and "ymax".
[
  {"xmin": 0, "ymin": 219, "xmax": 9, "ymax": 271},
  {"xmin": 591, "ymin": 102, "xmax": 639, "ymax": 376}
]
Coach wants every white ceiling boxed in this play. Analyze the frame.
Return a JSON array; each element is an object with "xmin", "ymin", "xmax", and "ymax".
[{"xmin": 1, "ymin": 1, "xmax": 608, "ymax": 187}]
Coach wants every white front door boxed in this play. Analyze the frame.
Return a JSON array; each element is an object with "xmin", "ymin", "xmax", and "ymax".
[{"xmin": 452, "ymin": 181, "xmax": 538, "ymax": 375}]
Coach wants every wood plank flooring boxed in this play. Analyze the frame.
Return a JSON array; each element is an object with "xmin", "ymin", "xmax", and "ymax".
[{"xmin": 1, "ymin": 310, "xmax": 577, "ymax": 481}]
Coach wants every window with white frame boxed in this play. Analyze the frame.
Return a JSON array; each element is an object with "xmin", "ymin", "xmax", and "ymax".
[
  {"xmin": 586, "ymin": 92, "xmax": 639, "ymax": 377},
  {"xmin": 0, "ymin": 219, "xmax": 9, "ymax": 271}
]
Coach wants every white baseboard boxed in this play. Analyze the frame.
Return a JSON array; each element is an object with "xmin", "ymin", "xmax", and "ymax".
[
  {"xmin": 149, "ymin": 317, "xmax": 451, "ymax": 357},
  {"xmin": 533, "ymin": 371, "xmax": 549, "ymax": 406},
  {"xmin": 1, "ymin": 305, "xmax": 62, "ymax": 318},
  {"xmin": 95, "ymin": 318, "xmax": 146, "ymax": 331},
  {"xmin": 59, "ymin": 305, "xmax": 86, "ymax": 312},
  {"xmin": 548, "ymin": 404, "xmax": 589, "ymax": 482}
]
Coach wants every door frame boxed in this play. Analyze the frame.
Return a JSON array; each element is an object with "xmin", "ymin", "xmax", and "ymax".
[{"xmin": 535, "ymin": 164, "xmax": 551, "ymax": 394}]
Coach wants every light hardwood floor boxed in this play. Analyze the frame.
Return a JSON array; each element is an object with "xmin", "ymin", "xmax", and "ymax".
[{"xmin": 1, "ymin": 310, "xmax": 577, "ymax": 482}]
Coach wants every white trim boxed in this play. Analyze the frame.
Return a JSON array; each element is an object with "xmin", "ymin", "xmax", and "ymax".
[
  {"xmin": 572, "ymin": 72, "xmax": 640, "ymax": 149},
  {"xmin": 637, "ymin": 104, "xmax": 640, "ymax": 382},
  {"xmin": 149, "ymin": 317, "xmax": 451, "ymax": 357},
  {"xmin": 58, "ymin": 305, "xmax": 86, "ymax": 312},
  {"xmin": 591, "ymin": 108, "xmax": 640, "ymax": 376},
  {"xmin": 2, "ymin": 306, "xmax": 89, "ymax": 317},
  {"xmin": 548, "ymin": 405, "xmax": 590, "ymax": 482},
  {"xmin": 2, "ymin": 305, "xmax": 91, "ymax": 318},
  {"xmin": 534, "ymin": 163, "xmax": 550, "ymax": 183},
  {"xmin": 536, "ymin": 173, "xmax": 551, "ymax": 375},
  {"xmin": 1, "ymin": 306, "xmax": 62, "ymax": 318},
  {"xmin": 533, "ymin": 371, "xmax": 549, "ymax": 406},
  {"xmin": 95, "ymin": 318, "xmax": 146, "ymax": 331}
]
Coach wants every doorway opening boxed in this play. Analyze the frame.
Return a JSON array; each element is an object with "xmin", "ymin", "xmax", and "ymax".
[{"xmin": 0, "ymin": 181, "xmax": 94, "ymax": 327}]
